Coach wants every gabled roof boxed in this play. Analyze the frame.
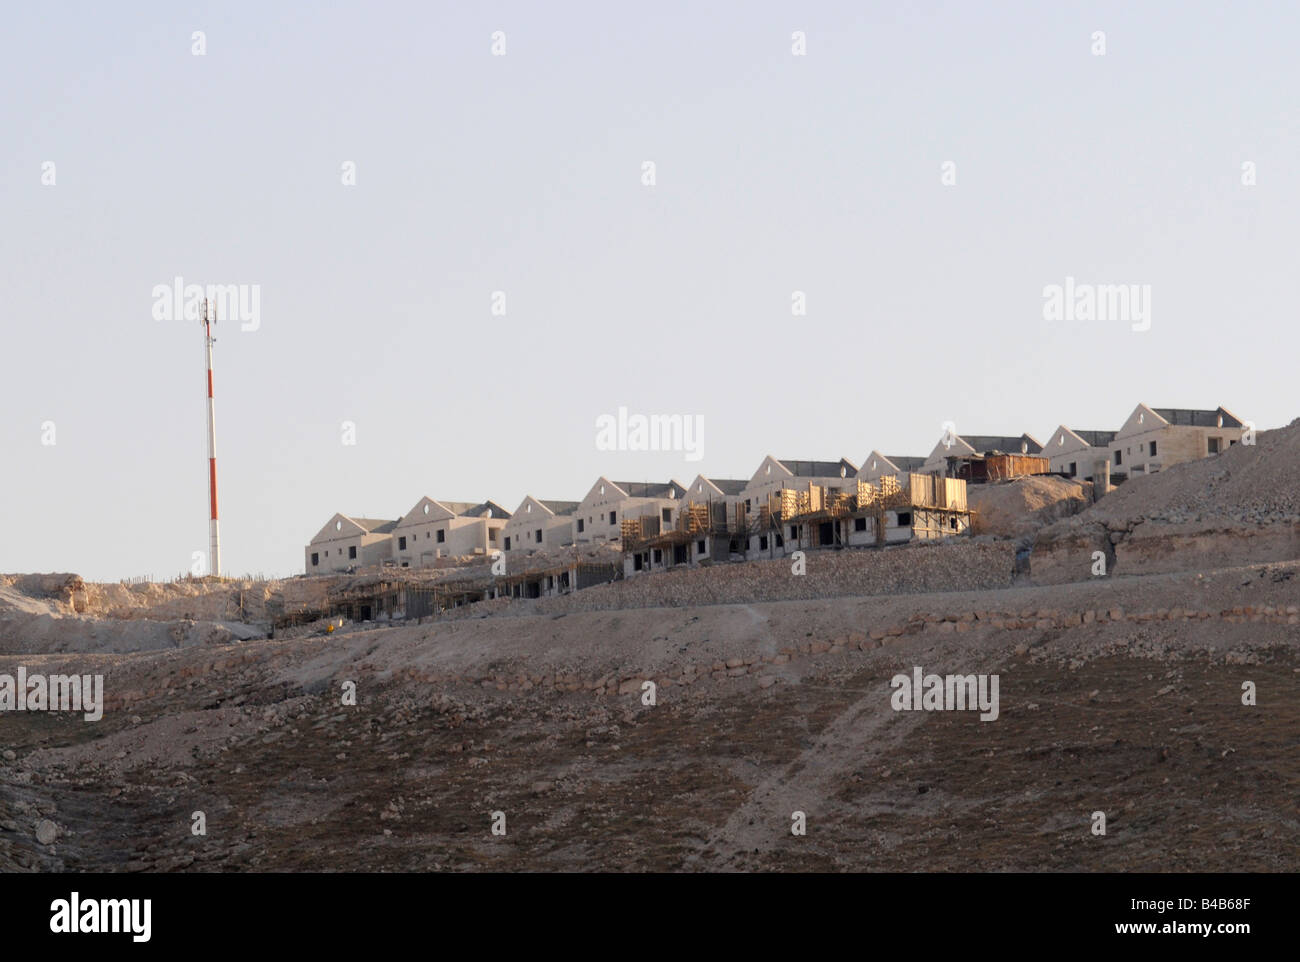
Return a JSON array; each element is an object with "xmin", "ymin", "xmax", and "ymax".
[
  {"xmin": 508, "ymin": 496, "xmax": 579, "ymax": 523},
  {"xmin": 1048, "ymin": 426, "xmax": 1118, "ymax": 451},
  {"xmin": 774, "ymin": 458, "xmax": 858, "ymax": 478},
  {"xmin": 884, "ymin": 455, "xmax": 926, "ymax": 472},
  {"xmin": 309, "ymin": 513, "xmax": 398, "ymax": 543},
  {"xmin": 684, "ymin": 475, "xmax": 748, "ymax": 501},
  {"xmin": 1117, "ymin": 403, "xmax": 1244, "ymax": 438},
  {"xmin": 578, "ymin": 477, "xmax": 687, "ymax": 508},
  {"xmin": 611, "ymin": 480, "xmax": 685, "ymax": 499},
  {"xmin": 957, "ymin": 435, "xmax": 1043, "ymax": 456},
  {"xmin": 354, "ymin": 518, "xmax": 398, "ymax": 534},
  {"xmin": 458, "ymin": 500, "xmax": 512, "ymax": 519},
  {"xmin": 1071, "ymin": 430, "xmax": 1117, "ymax": 446},
  {"xmin": 708, "ymin": 479, "xmax": 748, "ymax": 495},
  {"xmin": 538, "ymin": 500, "xmax": 580, "ymax": 516},
  {"xmin": 396, "ymin": 496, "xmax": 511, "ymax": 528},
  {"xmin": 1152, "ymin": 407, "xmax": 1242, "ymax": 428},
  {"xmin": 857, "ymin": 452, "xmax": 925, "ymax": 478}
]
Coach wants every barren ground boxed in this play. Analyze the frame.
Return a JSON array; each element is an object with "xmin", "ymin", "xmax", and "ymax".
[{"xmin": 2, "ymin": 557, "xmax": 1296, "ymax": 872}]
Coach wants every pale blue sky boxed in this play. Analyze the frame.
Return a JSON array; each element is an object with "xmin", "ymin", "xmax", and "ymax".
[{"xmin": 2, "ymin": 1, "xmax": 1296, "ymax": 580}]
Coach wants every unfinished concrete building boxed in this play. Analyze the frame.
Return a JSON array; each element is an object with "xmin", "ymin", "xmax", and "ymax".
[
  {"xmin": 922, "ymin": 433, "xmax": 1044, "ymax": 477},
  {"xmin": 856, "ymin": 451, "xmax": 927, "ymax": 484},
  {"xmin": 501, "ymin": 496, "xmax": 579, "ymax": 554},
  {"xmin": 494, "ymin": 558, "xmax": 622, "ymax": 600},
  {"xmin": 1109, "ymin": 404, "xmax": 1245, "ymax": 480},
  {"xmin": 572, "ymin": 477, "xmax": 688, "ymax": 545},
  {"xmin": 304, "ymin": 514, "xmax": 398, "ymax": 573},
  {"xmin": 623, "ymin": 471, "xmax": 970, "ymax": 575},
  {"xmin": 621, "ymin": 485, "xmax": 750, "ymax": 576},
  {"xmin": 391, "ymin": 497, "xmax": 511, "ymax": 567},
  {"xmin": 737, "ymin": 456, "xmax": 858, "ymax": 557},
  {"xmin": 1043, "ymin": 426, "xmax": 1118, "ymax": 481},
  {"xmin": 773, "ymin": 472, "xmax": 970, "ymax": 551}
]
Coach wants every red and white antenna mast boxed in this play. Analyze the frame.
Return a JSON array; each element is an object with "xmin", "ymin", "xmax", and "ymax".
[{"xmin": 202, "ymin": 298, "xmax": 222, "ymax": 577}]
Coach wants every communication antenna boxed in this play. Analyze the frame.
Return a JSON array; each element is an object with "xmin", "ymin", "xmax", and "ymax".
[{"xmin": 202, "ymin": 298, "xmax": 221, "ymax": 577}]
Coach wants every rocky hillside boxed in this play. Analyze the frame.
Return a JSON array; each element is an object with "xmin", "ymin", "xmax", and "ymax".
[
  {"xmin": 1032, "ymin": 420, "xmax": 1300, "ymax": 583},
  {"xmin": 2, "ymin": 557, "xmax": 1295, "ymax": 872}
]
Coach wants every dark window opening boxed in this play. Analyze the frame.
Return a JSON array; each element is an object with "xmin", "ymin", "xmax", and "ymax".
[
  {"xmin": 854, "ymin": 517, "xmax": 867, "ymax": 532},
  {"xmin": 398, "ymin": 536, "xmax": 407, "ymax": 550},
  {"xmin": 759, "ymin": 535, "xmax": 768, "ymax": 551},
  {"xmin": 697, "ymin": 539, "xmax": 706, "ymax": 554},
  {"xmin": 504, "ymin": 536, "xmax": 511, "ymax": 550},
  {"xmin": 535, "ymin": 528, "xmax": 542, "ymax": 542},
  {"xmin": 436, "ymin": 529, "xmax": 445, "ymax": 543},
  {"xmin": 897, "ymin": 512, "xmax": 912, "ymax": 526},
  {"xmin": 661, "ymin": 508, "xmax": 671, "ymax": 523},
  {"xmin": 609, "ymin": 511, "xmax": 617, "ymax": 525},
  {"xmin": 577, "ymin": 519, "xmax": 585, "ymax": 533},
  {"xmin": 1113, "ymin": 450, "xmax": 1122, "ymax": 466},
  {"xmin": 311, "ymin": 552, "xmax": 319, "ymax": 566},
  {"xmin": 1149, "ymin": 441, "xmax": 1157, "ymax": 456},
  {"xmin": 348, "ymin": 545, "xmax": 357, "ymax": 559}
]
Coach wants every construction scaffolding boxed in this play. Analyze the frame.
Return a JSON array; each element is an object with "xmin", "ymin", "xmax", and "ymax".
[
  {"xmin": 622, "ymin": 500, "xmax": 733, "ymax": 551},
  {"xmin": 620, "ymin": 471, "xmax": 970, "ymax": 566},
  {"xmin": 768, "ymin": 473, "xmax": 970, "ymax": 552},
  {"xmin": 622, "ymin": 498, "xmax": 750, "ymax": 570}
]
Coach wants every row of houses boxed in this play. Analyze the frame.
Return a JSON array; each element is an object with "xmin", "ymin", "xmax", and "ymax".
[
  {"xmin": 304, "ymin": 402, "xmax": 1246, "ymax": 578},
  {"xmin": 920, "ymin": 404, "xmax": 1245, "ymax": 482}
]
